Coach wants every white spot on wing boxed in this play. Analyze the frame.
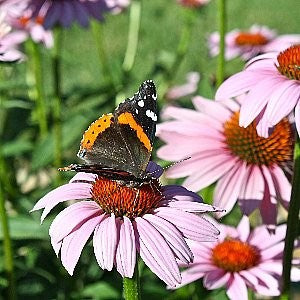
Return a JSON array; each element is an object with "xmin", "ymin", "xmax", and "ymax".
[
  {"xmin": 135, "ymin": 109, "xmax": 139, "ymax": 114},
  {"xmin": 138, "ymin": 100, "xmax": 144, "ymax": 107},
  {"xmin": 146, "ymin": 110, "xmax": 157, "ymax": 121},
  {"xmin": 152, "ymin": 94, "xmax": 157, "ymax": 100}
]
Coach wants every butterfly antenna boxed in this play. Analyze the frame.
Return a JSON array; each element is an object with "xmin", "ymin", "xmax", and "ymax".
[{"xmin": 148, "ymin": 157, "xmax": 191, "ymax": 177}]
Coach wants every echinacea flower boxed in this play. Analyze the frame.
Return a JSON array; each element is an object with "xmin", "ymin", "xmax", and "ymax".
[
  {"xmin": 157, "ymin": 96, "xmax": 294, "ymax": 228},
  {"xmin": 31, "ymin": 162, "xmax": 221, "ymax": 287},
  {"xmin": 173, "ymin": 216, "xmax": 300, "ymax": 300},
  {"xmin": 166, "ymin": 72, "xmax": 200, "ymax": 101},
  {"xmin": 177, "ymin": 0, "xmax": 210, "ymax": 9},
  {"xmin": 106, "ymin": 0, "xmax": 130, "ymax": 14},
  {"xmin": 0, "ymin": 11, "xmax": 26, "ymax": 62},
  {"xmin": 209, "ymin": 25, "xmax": 300, "ymax": 61},
  {"xmin": 216, "ymin": 45, "xmax": 300, "ymax": 138},
  {"xmin": 16, "ymin": 0, "xmax": 112, "ymax": 29}
]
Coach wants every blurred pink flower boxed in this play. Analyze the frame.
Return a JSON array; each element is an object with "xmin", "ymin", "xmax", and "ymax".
[
  {"xmin": 0, "ymin": 11, "xmax": 26, "ymax": 62},
  {"xmin": 11, "ymin": 0, "xmax": 113, "ymax": 29},
  {"xmin": 209, "ymin": 25, "xmax": 300, "ymax": 61},
  {"xmin": 106, "ymin": 0, "xmax": 130, "ymax": 14},
  {"xmin": 31, "ymin": 162, "xmax": 221, "ymax": 287},
  {"xmin": 166, "ymin": 72, "xmax": 200, "ymax": 101},
  {"xmin": 177, "ymin": 0, "xmax": 210, "ymax": 8},
  {"xmin": 216, "ymin": 45, "xmax": 300, "ymax": 138},
  {"xmin": 173, "ymin": 216, "xmax": 300, "ymax": 299},
  {"xmin": 157, "ymin": 96, "xmax": 294, "ymax": 228}
]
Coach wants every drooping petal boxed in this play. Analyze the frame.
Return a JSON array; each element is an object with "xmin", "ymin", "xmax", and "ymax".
[
  {"xmin": 226, "ymin": 273, "xmax": 248, "ymax": 300},
  {"xmin": 239, "ymin": 77, "xmax": 283, "ymax": 128},
  {"xmin": 203, "ymin": 269, "xmax": 230, "ymax": 290},
  {"xmin": 60, "ymin": 215, "xmax": 103, "ymax": 275},
  {"xmin": 115, "ymin": 216, "xmax": 136, "ymax": 278},
  {"xmin": 295, "ymin": 101, "xmax": 300, "ymax": 136},
  {"xmin": 93, "ymin": 214, "xmax": 118, "ymax": 271},
  {"xmin": 49, "ymin": 201, "xmax": 101, "ymax": 242},
  {"xmin": 165, "ymin": 201, "xmax": 222, "ymax": 213},
  {"xmin": 143, "ymin": 214, "xmax": 193, "ymax": 264},
  {"xmin": 135, "ymin": 217, "xmax": 181, "ymax": 287},
  {"xmin": 236, "ymin": 216, "xmax": 250, "ymax": 242},
  {"xmin": 31, "ymin": 182, "xmax": 92, "ymax": 222},
  {"xmin": 155, "ymin": 207, "xmax": 219, "ymax": 242},
  {"xmin": 247, "ymin": 267, "xmax": 279, "ymax": 290},
  {"xmin": 214, "ymin": 161, "xmax": 247, "ymax": 217},
  {"xmin": 69, "ymin": 172, "xmax": 97, "ymax": 183}
]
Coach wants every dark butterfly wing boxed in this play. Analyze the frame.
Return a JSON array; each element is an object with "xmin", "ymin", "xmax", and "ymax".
[{"xmin": 77, "ymin": 80, "xmax": 157, "ymax": 178}]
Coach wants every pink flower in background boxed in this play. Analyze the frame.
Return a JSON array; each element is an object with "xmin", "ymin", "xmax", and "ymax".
[
  {"xmin": 166, "ymin": 72, "xmax": 200, "ymax": 101},
  {"xmin": 106, "ymin": 0, "xmax": 130, "ymax": 14},
  {"xmin": 209, "ymin": 25, "xmax": 300, "ymax": 61},
  {"xmin": 21, "ymin": 0, "xmax": 112, "ymax": 29},
  {"xmin": 177, "ymin": 0, "xmax": 210, "ymax": 8},
  {"xmin": 173, "ymin": 217, "xmax": 300, "ymax": 300},
  {"xmin": 216, "ymin": 45, "xmax": 300, "ymax": 138},
  {"xmin": 157, "ymin": 96, "xmax": 294, "ymax": 228},
  {"xmin": 0, "ymin": 11, "xmax": 26, "ymax": 62},
  {"xmin": 31, "ymin": 162, "xmax": 221, "ymax": 287}
]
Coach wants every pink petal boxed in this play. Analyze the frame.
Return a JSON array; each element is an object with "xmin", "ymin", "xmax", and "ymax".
[
  {"xmin": 143, "ymin": 214, "xmax": 193, "ymax": 264},
  {"xmin": 248, "ymin": 224, "xmax": 286, "ymax": 250},
  {"xmin": 192, "ymin": 96, "xmax": 232, "ymax": 123},
  {"xmin": 203, "ymin": 269, "xmax": 230, "ymax": 289},
  {"xmin": 248, "ymin": 267, "xmax": 279, "ymax": 290},
  {"xmin": 182, "ymin": 154, "xmax": 236, "ymax": 192},
  {"xmin": 238, "ymin": 166, "xmax": 264, "ymax": 215},
  {"xmin": 93, "ymin": 214, "xmax": 118, "ymax": 271},
  {"xmin": 295, "ymin": 101, "xmax": 300, "ymax": 136},
  {"xmin": 236, "ymin": 216, "xmax": 250, "ymax": 242},
  {"xmin": 239, "ymin": 77, "xmax": 283, "ymax": 128},
  {"xmin": 134, "ymin": 217, "xmax": 181, "ymax": 287},
  {"xmin": 166, "ymin": 201, "xmax": 222, "ymax": 213},
  {"xmin": 213, "ymin": 161, "xmax": 247, "ymax": 217},
  {"xmin": 239, "ymin": 270, "xmax": 259, "ymax": 287},
  {"xmin": 155, "ymin": 207, "xmax": 219, "ymax": 242},
  {"xmin": 174, "ymin": 267, "xmax": 204, "ymax": 289},
  {"xmin": 215, "ymin": 70, "xmax": 269, "ymax": 101},
  {"xmin": 49, "ymin": 201, "xmax": 101, "ymax": 242},
  {"xmin": 264, "ymin": 81, "xmax": 300, "ymax": 126},
  {"xmin": 69, "ymin": 172, "xmax": 97, "ymax": 183},
  {"xmin": 115, "ymin": 216, "xmax": 136, "ymax": 278},
  {"xmin": 226, "ymin": 273, "xmax": 248, "ymax": 300},
  {"xmin": 31, "ymin": 182, "xmax": 92, "ymax": 222},
  {"xmin": 258, "ymin": 261, "xmax": 282, "ymax": 275},
  {"xmin": 260, "ymin": 241, "xmax": 284, "ymax": 260},
  {"xmin": 60, "ymin": 215, "xmax": 103, "ymax": 275}
]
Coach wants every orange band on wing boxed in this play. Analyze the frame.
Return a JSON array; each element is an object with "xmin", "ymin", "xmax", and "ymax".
[
  {"xmin": 81, "ymin": 113, "xmax": 113, "ymax": 149},
  {"xmin": 117, "ymin": 112, "xmax": 152, "ymax": 151}
]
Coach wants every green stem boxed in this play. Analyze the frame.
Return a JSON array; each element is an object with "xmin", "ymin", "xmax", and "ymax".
[
  {"xmin": 30, "ymin": 40, "xmax": 48, "ymax": 138},
  {"xmin": 281, "ymin": 137, "xmax": 300, "ymax": 297},
  {"xmin": 52, "ymin": 28, "xmax": 63, "ymax": 185},
  {"xmin": 123, "ymin": 264, "xmax": 140, "ymax": 300},
  {"xmin": 122, "ymin": 0, "xmax": 142, "ymax": 74},
  {"xmin": 0, "ymin": 76, "xmax": 16, "ymax": 300},
  {"xmin": 91, "ymin": 21, "xmax": 115, "ymax": 90},
  {"xmin": 216, "ymin": 0, "xmax": 226, "ymax": 87}
]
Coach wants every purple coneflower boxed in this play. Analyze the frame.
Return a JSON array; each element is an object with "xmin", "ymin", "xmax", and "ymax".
[
  {"xmin": 209, "ymin": 25, "xmax": 300, "ymax": 61},
  {"xmin": 0, "ymin": 11, "xmax": 26, "ymax": 62},
  {"xmin": 31, "ymin": 162, "xmax": 220, "ymax": 287},
  {"xmin": 216, "ymin": 45, "xmax": 300, "ymax": 138},
  {"xmin": 173, "ymin": 216, "xmax": 300, "ymax": 300},
  {"xmin": 14, "ymin": 0, "xmax": 112, "ymax": 29},
  {"xmin": 157, "ymin": 96, "xmax": 294, "ymax": 228}
]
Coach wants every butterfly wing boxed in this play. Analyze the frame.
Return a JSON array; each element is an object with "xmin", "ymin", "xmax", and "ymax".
[{"xmin": 77, "ymin": 80, "xmax": 157, "ymax": 178}]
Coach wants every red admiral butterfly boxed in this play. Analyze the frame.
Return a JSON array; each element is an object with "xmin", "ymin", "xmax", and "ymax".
[{"xmin": 60, "ymin": 80, "xmax": 158, "ymax": 186}]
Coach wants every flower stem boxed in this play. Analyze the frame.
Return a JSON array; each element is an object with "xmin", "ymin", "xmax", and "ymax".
[
  {"xmin": 216, "ymin": 0, "xmax": 226, "ymax": 87},
  {"xmin": 123, "ymin": 264, "xmax": 141, "ymax": 300},
  {"xmin": 281, "ymin": 137, "xmax": 300, "ymax": 296},
  {"xmin": 52, "ymin": 28, "xmax": 63, "ymax": 185},
  {"xmin": 29, "ymin": 40, "xmax": 48, "ymax": 139},
  {"xmin": 0, "ymin": 82, "xmax": 16, "ymax": 299},
  {"xmin": 122, "ymin": 0, "xmax": 142, "ymax": 74},
  {"xmin": 91, "ymin": 21, "xmax": 116, "ymax": 90}
]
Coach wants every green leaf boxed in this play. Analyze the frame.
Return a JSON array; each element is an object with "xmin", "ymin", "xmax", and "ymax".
[
  {"xmin": 0, "ymin": 216, "xmax": 51, "ymax": 240},
  {"xmin": 81, "ymin": 282, "xmax": 121, "ymax": 300}
]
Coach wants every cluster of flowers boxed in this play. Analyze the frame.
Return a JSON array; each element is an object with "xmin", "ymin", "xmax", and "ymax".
[
  {"xmin": 6, "ymin": 0, "xmax": 299, "ymax": 299},
  {"xmin": 0, "ymin": 0, "xmax": 129, "ymax": 62}
]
